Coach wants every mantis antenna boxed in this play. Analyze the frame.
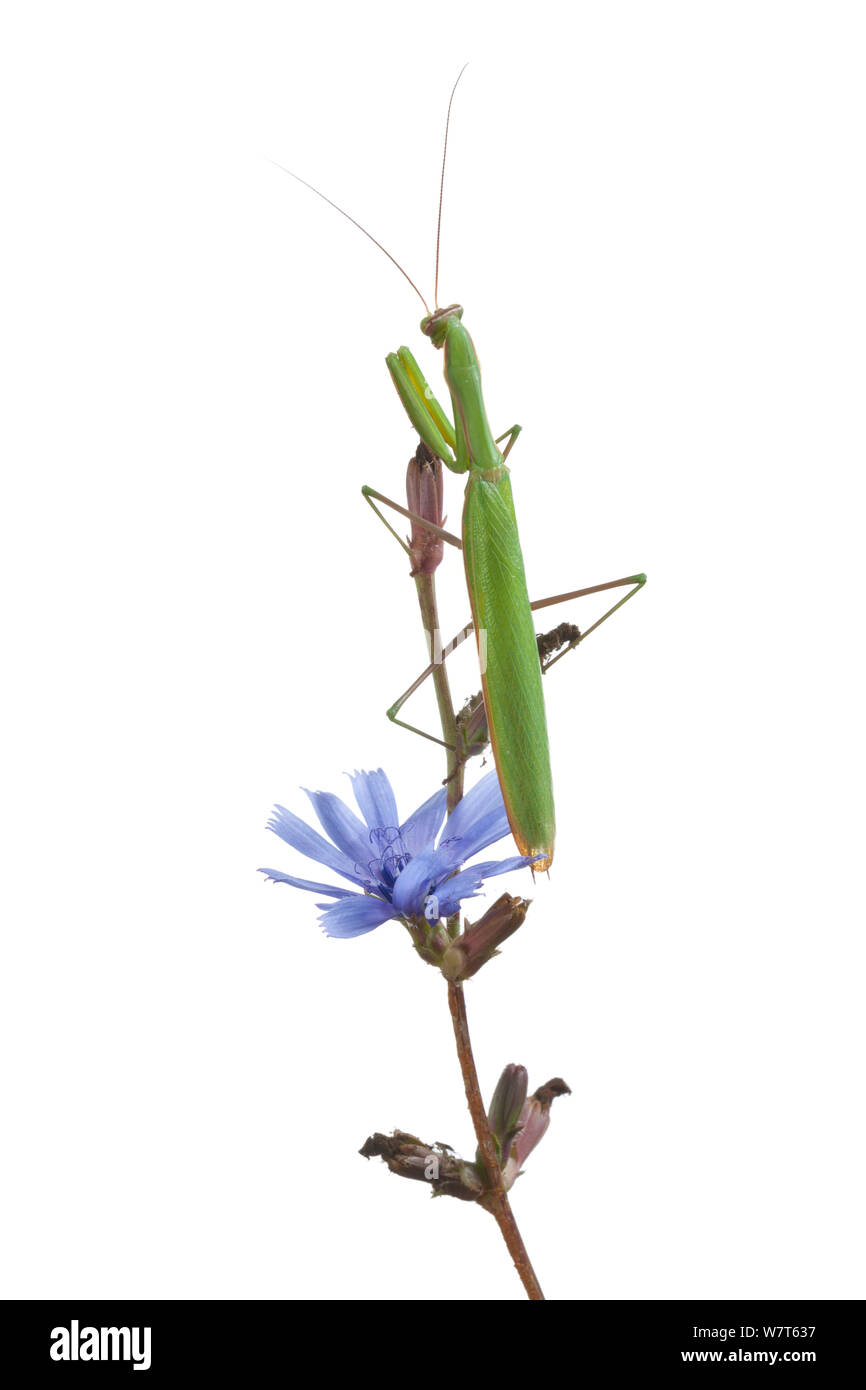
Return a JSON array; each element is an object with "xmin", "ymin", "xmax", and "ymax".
[
  {"xmin": 270, "ymin": 159, "xmax": 430, "ymax": 314},
  {"xmin": 273, "ymin": 66, "xmax": 468, "ymax": 315},
  {"xmin": 434, "ymin": 64, "xmax": 469, "ymax": 311}
]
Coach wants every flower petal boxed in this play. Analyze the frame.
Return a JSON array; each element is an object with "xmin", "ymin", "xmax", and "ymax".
[
  {"xmin": 399, "ymin": 786, "xmax": 447, "ymax": 856},
  {"xmin": 433, "ymin": 872, "xmax": 485, "ymax": 916},
  {"xmin": 317, "ymin": 895, "xmax": 396, "ymax": 938},
  {"xmin": 303, "ymin": 789, "xmax": 374, "ymax": 873},
  {"xmin": 437, "ymin": 770, "xmax": 513, "ymax": 861},
  {"xmin": 348, "ymin": 768, "xmax": 400, "ymax": 833},
  {"xmin": 435, "ymin": 856, "xmax": 537, "ymax": 916},
  {"xmin": 390, "ymin": 848, "xmax": 443, "ymax": 917},
  {"xmin": 266, "ymin": 805, "xmax": 364, "ymax": 885},
  {"xmin": 258, "ymin": 868, "xmax": 356, "ymax": 897}
]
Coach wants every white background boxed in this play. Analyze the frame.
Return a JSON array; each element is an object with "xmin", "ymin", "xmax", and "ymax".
[{"xmin": 2, "ymin": 1, "xmax": 864, "ymax": 1301}]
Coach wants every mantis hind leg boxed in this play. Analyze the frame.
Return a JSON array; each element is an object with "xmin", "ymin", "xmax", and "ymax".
[
  {"xmin": 360, "ymin": 444, "xmax": 646, "ymax": 775},
  {"xmin": 384, "ymin": 573, "xmax": 647, "ymax": 773},
  {"xmin": 530, "ymin": 574, "xmax": 646, "ymax": 667}
]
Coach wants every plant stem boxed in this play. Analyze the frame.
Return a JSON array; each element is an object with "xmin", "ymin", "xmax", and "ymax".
[
  {"xmin": 448, "ymin": 981, "xmax": 545, "ymax": 1301},
  {"xmin": 412, "ymin": 570, "xmax": 464, "ymax": 813},
  {"xmin": 412, "ymin": 536, "xmax": 544, "ymax": 1299}
]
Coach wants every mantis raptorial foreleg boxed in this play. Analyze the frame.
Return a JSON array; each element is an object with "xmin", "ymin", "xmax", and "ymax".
[{"xmin": 362, "ymin": 478, "xmax": 645, "ymax": 761}]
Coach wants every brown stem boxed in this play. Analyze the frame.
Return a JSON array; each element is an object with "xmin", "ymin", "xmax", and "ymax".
[
  {"xmin": 448, "ymin": 981, "xmax": 545, "ymax": 1301},
  {"xmin": 412, "ymin": 569, "xmax": 464, "ymax": 812},
  {"xmin": 406, "ymin": 462, "xmax": 542, "ymax": 1299}
]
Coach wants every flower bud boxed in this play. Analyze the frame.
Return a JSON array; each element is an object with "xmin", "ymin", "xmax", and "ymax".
[
  {"xmin": 406, "ymin": 442, "xmax": 445, "ymax": 576},
  {"xmin": 440, "ymin": 893, "xmax": 530, "ymax": 981},
  {"xmin": 501, "ymin": 1077, "xmax": 571, "ymax": 1190},
  {"xmin": 487, "ymin": 1064, "xmax": 528, "ymax": 1166}
]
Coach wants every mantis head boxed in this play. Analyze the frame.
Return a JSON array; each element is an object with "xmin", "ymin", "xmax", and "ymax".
[{"xmin": 421, "ymin": 304, "xmax": 463, "ymax": 349}]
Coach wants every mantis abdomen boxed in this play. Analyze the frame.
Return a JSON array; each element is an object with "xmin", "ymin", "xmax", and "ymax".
[{"xmin": 463, "ymin": 466, "xmax": 555, "ymax": 871}]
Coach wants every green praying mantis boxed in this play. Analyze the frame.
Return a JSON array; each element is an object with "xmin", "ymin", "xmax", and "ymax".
[{"xmin": 277, "ymin": 73, "xmax": 645, "ymax": 872}]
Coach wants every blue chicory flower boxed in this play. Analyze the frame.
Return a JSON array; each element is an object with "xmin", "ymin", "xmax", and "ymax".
[{"xmin": 259, "ymin": 768, "xmax": 538, "ymax": 938}]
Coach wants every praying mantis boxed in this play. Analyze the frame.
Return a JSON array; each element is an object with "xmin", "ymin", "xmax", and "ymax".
[{"xmin": 277, "ymin": 73, "xmax": 645, "ymax": 872}]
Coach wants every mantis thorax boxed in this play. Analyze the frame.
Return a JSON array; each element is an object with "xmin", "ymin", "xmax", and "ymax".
[{"xmin": 422, "ymin": 306, "xmax": 502, "ymax": 475}]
